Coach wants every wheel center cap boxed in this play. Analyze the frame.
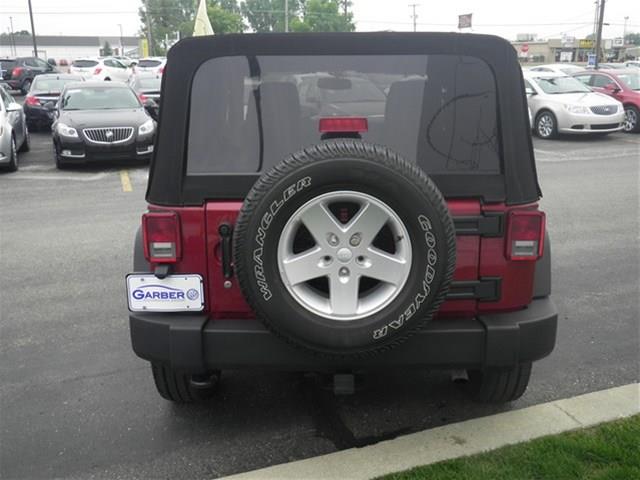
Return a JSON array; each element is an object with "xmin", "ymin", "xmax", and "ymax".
[{"xmin": 336, "ymin": 248, "xmax": 353, "ymax": 263}]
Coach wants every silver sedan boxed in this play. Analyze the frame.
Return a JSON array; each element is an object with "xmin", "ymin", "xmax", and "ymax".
[
  {"xmin": 0, "ymin": 85, "xmax": 30, "ymax": 171},
  {"xmin": 523, "ymin": 72, "xmax": 625, "ymax": 139}
]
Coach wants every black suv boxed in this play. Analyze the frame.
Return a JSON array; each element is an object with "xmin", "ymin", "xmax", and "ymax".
[
  {"xmin": 127, "ymin": 33, "xmax": 557, "ymax": 404},
  {"xmin": 1, "ymin": 57, "xmax": 56, "ymax": 94}
]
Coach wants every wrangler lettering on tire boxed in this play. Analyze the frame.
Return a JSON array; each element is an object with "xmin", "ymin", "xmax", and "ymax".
[{"xmin": 233, "ymin": 140, "xmax": 457, "ymax": 357}]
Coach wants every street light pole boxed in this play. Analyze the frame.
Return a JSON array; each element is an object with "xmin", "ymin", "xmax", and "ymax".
[
  {"xmin": 623, "ymin": 16, "xmax": 629, "ymax": 45},
  {"xmin": 9, "ymin": 16, "xmax": 16, "ymax": 57},
  {"xmin": 27, "ymin": 0, "xmax": 38, "ymax": 57},
  {"xmin": 594, "ymin": 0, "xmax": 605, "ymax": 69},
  {"xmin": 285, "ymin": 0, "xmax": 289, "ymax": 32},
  {"xmin": 118, "ymin": 24, "xmax": 124, "ymax": 56}
]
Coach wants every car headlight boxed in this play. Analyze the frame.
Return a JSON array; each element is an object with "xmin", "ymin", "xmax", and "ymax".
[
  {"xmin": 564, "ymin": 104, "xmax": 590, "ymax": 114},
  {"xmin": 138, "ymin": 119, "xmax": 155, "ymax": 135},
  {"xmin": 57, "ymin": 123, "xmax": 78, "ymax": 138}
]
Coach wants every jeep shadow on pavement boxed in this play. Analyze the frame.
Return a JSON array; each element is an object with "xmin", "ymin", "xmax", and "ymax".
[{"xmin": 126, "ymin": 32, "xmax": 557, "ymax": 405}]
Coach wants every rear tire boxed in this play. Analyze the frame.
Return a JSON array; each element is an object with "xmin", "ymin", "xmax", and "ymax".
[
  {"xmin": 151, "ymin": 363, "xmax": 220, "ymax": 403},
  {"xmin": 18, "ymin": 126, "xmax": 30, "ymax": 152},
  {"xmin": 21, "ymin": 78, "xmax": 32, "ymax": 95},
  {"xmin": 467, "ymin": 363, "xmax": 532, "ymax": 403}
]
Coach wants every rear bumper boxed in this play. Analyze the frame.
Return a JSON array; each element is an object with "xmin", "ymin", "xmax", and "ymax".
[{"xmin": 129, "ymin": 297, "xmax": 557, "ymax": 373}]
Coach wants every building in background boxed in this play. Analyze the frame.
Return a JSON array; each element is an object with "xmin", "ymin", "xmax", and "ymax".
[
  {"xmin": 0, "ymin": 35, "xmax": 141, "ymax": 61},
  {"xmin": 512, "ymin": 36, "xmax": 631, "ymax": 64}
]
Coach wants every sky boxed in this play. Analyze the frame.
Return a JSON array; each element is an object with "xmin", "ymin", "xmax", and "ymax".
[{"xmin": 1, "ymin": 0, "xmax": 638, "ymax": 40}]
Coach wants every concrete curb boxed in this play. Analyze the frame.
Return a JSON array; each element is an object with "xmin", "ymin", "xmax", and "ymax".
[{"xmin": 223, "ymin": 383, "xmax": 639, "ymax": 480}]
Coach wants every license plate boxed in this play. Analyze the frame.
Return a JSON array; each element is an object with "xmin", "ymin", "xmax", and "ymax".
[{"xmin": 126, "ymin": 274, "xmax": 204, "ymax": 312}]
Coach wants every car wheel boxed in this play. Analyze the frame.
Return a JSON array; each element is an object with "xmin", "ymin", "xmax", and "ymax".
[
  {"xmin": 623, "ymin": 105, "xmax": 639, "ymax": 133},
  {"xmin": 151, "ymin": 363, "xmax": 220, "ymax": 403},
  {"xmin": 54, "ymin": 143, "xmax": 67, "ymax": 169},
  {"xmin": 466, "ymin": 363, "xmax": 532, "ymax": 403},
  {"xmin": 535, "ymin": 111, "xmax": 558, "ymax": 139},
  {"xmin": 233, "ymin": 139, "xmax": 457, "ymax": 357},
  {"xmin": 21, "ymin": 78, "xmax": 32, "ymax": 95},
  {"xmin": 5, "ymin": 135, "xmax": 18, "ymax": 172},
  {"xmin": 18, "ymin": 125, "xmax": 30, "ymax": 152}
]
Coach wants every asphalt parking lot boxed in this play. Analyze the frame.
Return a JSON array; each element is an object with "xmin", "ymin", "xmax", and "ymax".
[{"xmin": 1, "ymin": 116, "xmax": 639, "ymax": 478}]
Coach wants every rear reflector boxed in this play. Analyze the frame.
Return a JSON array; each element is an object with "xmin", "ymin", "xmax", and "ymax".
[
  {"xmin": 506, "ymin": 210, "xmax": 545, "ymax": 261},
  {"xmin": 94, "ymin": 67, "xmax": 102, "ymax": 75},
  {"xmin": 319, "ymin": 117, "xmax": 368, "ymax": 133},
  {"xmin": 142, "ymin": 212, "xmax": 181, "ymax": 263}
]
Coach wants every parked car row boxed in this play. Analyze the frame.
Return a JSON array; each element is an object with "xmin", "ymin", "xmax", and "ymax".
[
  {"xmin": 0, "ymin": 84, "xmax": 30, "ymax": 171},
  {"xmin": 524, "ymin": 64, "xmax": 640, "ymax": 139}
]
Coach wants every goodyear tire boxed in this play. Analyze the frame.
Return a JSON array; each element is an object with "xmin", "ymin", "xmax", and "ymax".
[{"xmin": 233, "ymin": 140, "xmax": 456, "ymax": 357}]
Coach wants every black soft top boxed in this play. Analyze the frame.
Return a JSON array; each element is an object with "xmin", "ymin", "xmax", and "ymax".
[{"xmin": 147, "ymin": 32, "xmax": 541, "ymax": 206}]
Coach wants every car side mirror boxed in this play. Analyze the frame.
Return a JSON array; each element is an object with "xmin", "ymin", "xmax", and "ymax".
[
  {"xmin": 525, "ymin": 87, "xmax": 536, "ymax": 96},
  {"xmin": 143, "ymin": 99, "xmax": 159, "ymax": 121},
  {"xmin": 6, "ymin": 102, "xmax": 22, "ymax": 112},
  {"xmin": 604, "ymin": 83, "xmax": 621, "ymax": 93}
]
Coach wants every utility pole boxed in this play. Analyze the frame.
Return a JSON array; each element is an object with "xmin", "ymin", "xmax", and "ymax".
[
  {"xmin": 27, "ymin": 0, "xmax": 38, "ymax": 57},
  {"xmin": 285, "ymin": 0, "xmax": 289, "ymax": 32},
  {"xmin": 594, "ymin": 0, "xmax": 605, "ymax": 69},
  {"xmin": 592, "ymin": 1, "xmax": 599, "ymax": 42},
  {"xmin": 409, "ymin": 3, "xmax": 419, "ymax": 32}
]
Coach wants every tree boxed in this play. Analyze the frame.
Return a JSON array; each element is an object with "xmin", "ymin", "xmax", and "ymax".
[
  {"xmin": 291, "ymin": 0, "xmax": 355, "ymax": 32},
  {"xmin": 241, "ymin": 0, "xmax": 302, "ymax": 32},
  {"xmin": 208, "ymin": 2, "xmax": 244, "ymax": 33},
  {"xmin": 139, "ymin": 0, "xmax": 243, "ymax": 54},
  {"xmin": 625, "ymin": 32, "xmax": 640, "ymax": 46},
  {"xmin": 102, "ymin": 41, "xmax": 113, "ymax": 56}
]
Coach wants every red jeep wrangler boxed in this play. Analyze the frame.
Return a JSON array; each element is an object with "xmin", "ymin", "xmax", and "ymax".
[{"xmin": 127, "ymin": 32, "xmax": 557, "ymax": 404}]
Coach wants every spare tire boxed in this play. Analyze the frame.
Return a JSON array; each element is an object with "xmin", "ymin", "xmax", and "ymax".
[{"xmin": 233, "ymin": 140, "xmax": 456, "ymax": 357}]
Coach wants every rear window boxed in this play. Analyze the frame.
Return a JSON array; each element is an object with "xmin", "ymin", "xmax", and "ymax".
[
  {"xmin": 61, "ymin": 87, "xmax": 140, "ymax": 110},
  {"xmin": 72, "ymin": 60, "xmax": 98, "ymax": 68},
  {"xmin": 138, "ymin": 59, "xmax": 162, "ymax": 68},
  {"xmin": 32, "ymin": 76, "xmax": 83, "ymax": 93},
  {"xmin": 135, "ymin": 77, "xmax": 161, "ymax": 90},
  {"xmin": 187, "ymin": 54, "xmax": 501, "ymax": 176}
]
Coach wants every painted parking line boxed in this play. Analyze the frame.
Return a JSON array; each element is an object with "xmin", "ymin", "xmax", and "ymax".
[{"xmin": 119, "ymin": 170, "xmax": 133, "ymax": 192}]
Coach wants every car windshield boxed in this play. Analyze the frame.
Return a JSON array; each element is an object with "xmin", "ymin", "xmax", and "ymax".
[
  {"xmin": 72, "ymin": 60, "xmax": 98, "ymax": 68},
  {"xmin": 617, "ymin": 73, "xmax": 640, "ymax": 90},
  {"xmin": 532, "ymin": 76, "xmax": 591, "ymax": 94},
  {"xmin": 61, "ymin": 87, "xmax": 140, "ymax": 110},
  {"xmin": 138, "ymin": 59, "xmax": 162, "ymax": 68},
  {"xmin": 188, "ymin": 54, "xmax": 502, "ymax": 176},
  {"xmin": 32, "ymin": 77, "xmax": 82, "ymax": 93},
  {"xmin": 136, "ymin": 77, "xmax": 161, "ymax": 90},
  {"xmin": 559, "ymin": 66, "xmax": 581, "ymax": 75}
]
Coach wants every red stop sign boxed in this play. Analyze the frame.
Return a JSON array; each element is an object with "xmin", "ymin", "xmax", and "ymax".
[{"xmin": 521, "ymin": 43, "xmax": 529, "ymax": 53}]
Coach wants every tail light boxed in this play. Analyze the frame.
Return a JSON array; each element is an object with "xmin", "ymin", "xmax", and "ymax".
[
  {"xmin": 506, "ymin": 210, "xmax": 545, "ymax": 261},
  {"xmin": 93, "ymin": 67, "xmax": 102, "ymax": 75},
  {"xmin": 138, "ymin": 93, "xmax": 148, "ymax": 102},
  {"xmin": 319, "ymin": 117, "xmax": 368, "ymax": 133},
  {"xmin": 25, "ymin": 95, "xmax": 40, "ymax": 106},
  {"xmin": 11, "ymin": 67, "xmax": 23, "ymax": 78},
  {"xmin": 142, "ymin": 212, "xmax": 181, "ymax": 263},
  {"xmin": 158, "ymin": 66, "xmax": 165, "ymax": 74}
]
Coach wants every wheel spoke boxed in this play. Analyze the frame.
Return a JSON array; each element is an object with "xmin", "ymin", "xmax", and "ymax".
[
  {"xmin": 329, "ymin": 274, "xmax": 360, "ymax": 315},
  {"xmin": 362, "ymin": 247, "xmax": 408, "ymax": 285},
  {"xmin": 281, "ymin": 247, "xmax": 325, "ymax": 286},
  {"xmin": 345, "ymin": 201, "xmax": 390, "ymax": 246},
  {"xmin": 298, "ymin": 203, "xmax": 343, "ymax": 245}
]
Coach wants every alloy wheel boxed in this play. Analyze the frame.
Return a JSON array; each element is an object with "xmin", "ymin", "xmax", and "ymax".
[
  {"xmin": 277, "ymin": 191, "xmax": 412, "ymax": 321},
  {"xmin": 623, "ymin": 108, "xmax": 637, "ymax": 132},
  {"xmin": 537, "ymin": 114, "xmax": 554, "ymax": 138}
]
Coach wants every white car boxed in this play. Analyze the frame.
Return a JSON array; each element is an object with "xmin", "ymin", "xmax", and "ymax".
[
  {"xmin": 528, "ymin": 63, "xmax": 583, "ymax": 76},
  {"xmin": 625, "ymin": 61, "xmax": 640, "ymax": 69},
  {"xmin": 133, "ymin": 57, "xmax": 166, "ymax": 75},
  {"xmin": 69, "ymin": 58, "xmax": 131, "ymax": 82},
  {"xmin": 523, "ymin": 72, "xmax": 625, "ymax": 139}
]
